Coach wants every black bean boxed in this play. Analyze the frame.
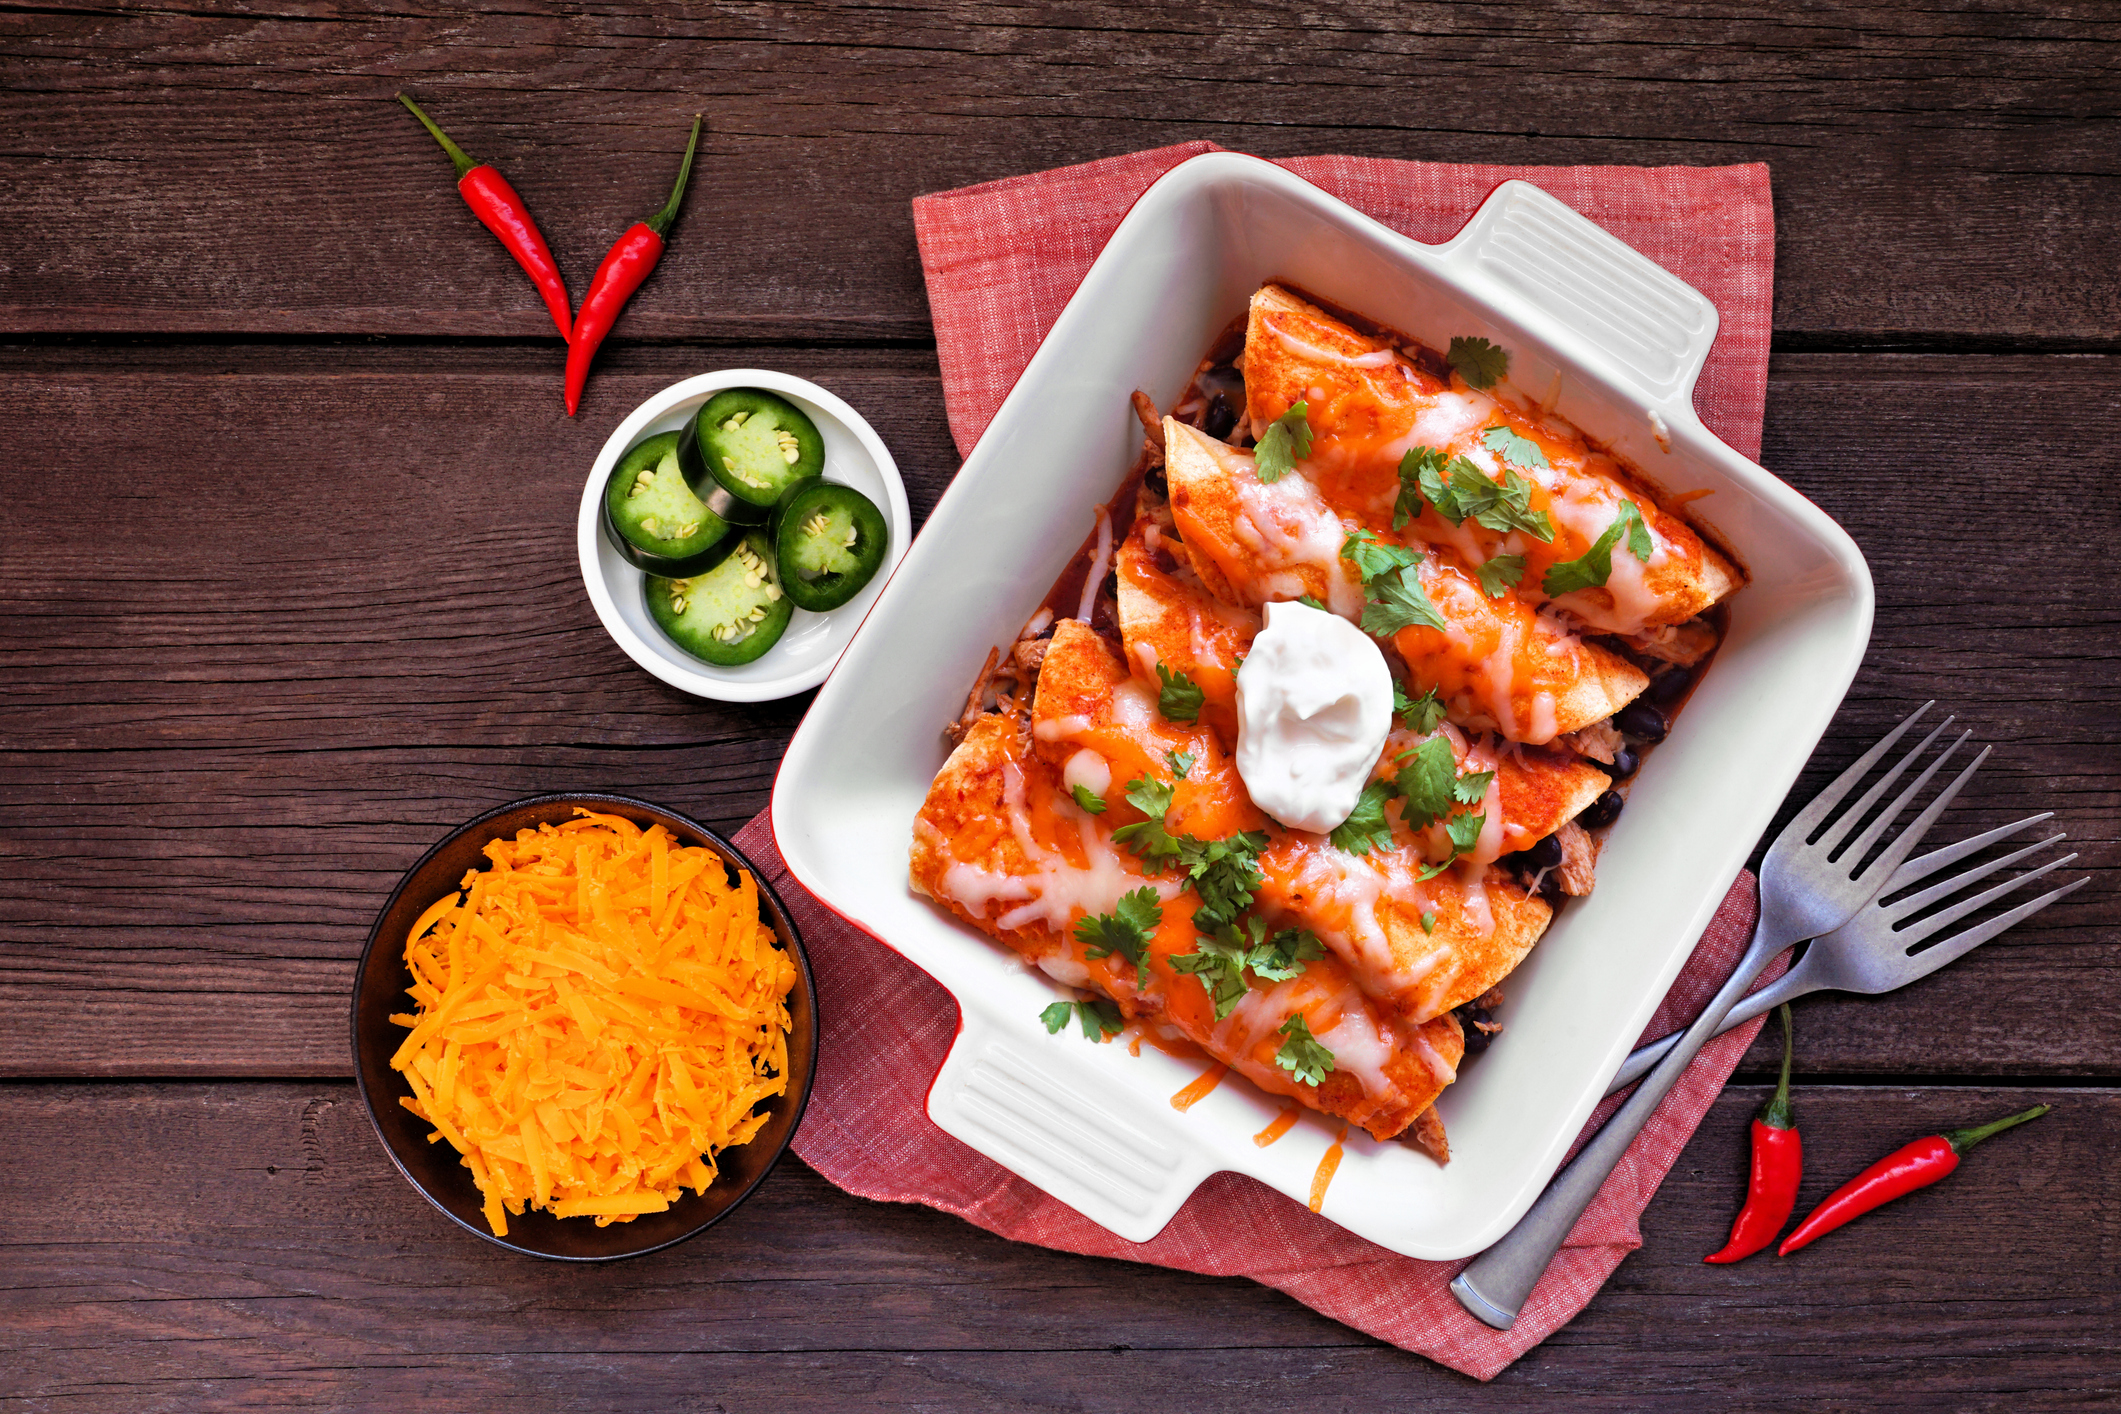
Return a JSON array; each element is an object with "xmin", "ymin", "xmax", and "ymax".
[
  {"xmin": 1649, "ymin": 666, "xmax": 1693, "ymax": 704},
  {"xmin": 1522, "ymin": 833, "xmax": 1563, "ymax": 870},
  {"xmin": 1580, "ymin": 789, "xmax": 1625, "ymax": 829},
  {"xmin": 1599, "ymin": 745, "xmax": 1640, "ymax": 780},
  {"xmin": 1615, "ymin": 700, "xmax": 1669, "ymax": 742},
  {"xmin": 1202, "ymin": 391, "xmax": 1238, "ymax": 440},
  {"xmin": 1456, "ymin": 1006, "xmax": 1495, "ymax": 1054},
  {"xmin": 1143, "ymin": 463, "xmax": 1168, "ymax": 496}
]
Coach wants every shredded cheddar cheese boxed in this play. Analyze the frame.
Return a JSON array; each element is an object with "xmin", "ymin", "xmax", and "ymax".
[{"xmin": 389, "ymin": 810, "xmax": 796, "ymax": 1236}]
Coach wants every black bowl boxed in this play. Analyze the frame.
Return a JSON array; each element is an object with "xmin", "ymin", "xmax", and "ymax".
[{"xmin": 350, "ymin": 792, "xmax": 818, "ymax": 1261}]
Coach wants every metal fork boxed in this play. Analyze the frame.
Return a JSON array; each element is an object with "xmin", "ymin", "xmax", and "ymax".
[
  {"xmin": 1605, "ymin": 817, "xmax": 2088, "ymax": 1095},
  {"xmin": 1452, "ymin": 703, "xmax": 1980, "ymax": 1330}
]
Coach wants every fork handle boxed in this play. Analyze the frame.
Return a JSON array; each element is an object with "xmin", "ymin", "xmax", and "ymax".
[
  {"xmin": 1602, "ymin": 968, "xmax": 1810, "ymax": 1096},
  {"xmin": 1451, "ymin": 913, "xmax": 1793, "ymax": 1330}
]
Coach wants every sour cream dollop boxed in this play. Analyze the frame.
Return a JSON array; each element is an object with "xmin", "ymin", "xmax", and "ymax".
[{"xmin": 1234, "ymin": 600, "xmax": 1394, "ymax": 834}]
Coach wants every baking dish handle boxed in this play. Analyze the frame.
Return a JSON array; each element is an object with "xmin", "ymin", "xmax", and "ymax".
[
  {"xmin": 1433, "ymin": 179, "xmax": 1721, "ymax": 411},
  {"xmin": 926, "ymin": 1014, "xmax": 1198, "ymax": 1243}
]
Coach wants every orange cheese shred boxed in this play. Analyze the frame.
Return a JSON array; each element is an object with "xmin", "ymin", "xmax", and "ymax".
[{"xmin": 392, "ymin": 811, "xmax": 796, "ymax": 1235}]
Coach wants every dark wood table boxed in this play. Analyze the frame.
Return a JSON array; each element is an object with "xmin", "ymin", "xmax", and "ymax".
[{"xmin": 4, "ymin": 4, "xmax": 2116, "ymax": 1407}]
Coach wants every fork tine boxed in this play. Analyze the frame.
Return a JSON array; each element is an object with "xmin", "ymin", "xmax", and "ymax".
[
  {"xmin": 1895, "ymin": 851, "xmax": 2077, "ymax": 942},
  {"xmin": 1815, "ymin": 719, "xmax": 1958, "ymax": 855},
  {"xmin": 1786, "ymin": 701, "xmax": 1934, "ymax": 834},
  {"xmin": 1883, "ymin": 813, "xmax": 2054, "ymax": 893},
  {"xmin": 1850, "ymin": 742, "xmax": 1991, "ymax": 891},
  {"xmin": 1884, "ymin": 834, "xmax": 2068, "ymax": 920},
  {"xmin": 1894, "ymin": 875, "xmax": 2090, "ymax": 973}
]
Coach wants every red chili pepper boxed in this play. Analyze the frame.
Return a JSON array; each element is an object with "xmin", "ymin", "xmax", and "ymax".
[
  {"xmin": 1704, "ymin": 1003, "xmax": 1801, "ymax": 1263},
  {"xmin": 564, "ymin": 116, "xmax": 702, "ymax": 417},
  {"xmin": 397, "ymin": 94, "xmax": 574, "ymax": 342},
  {"xmin": 1778, "ymin": 1103, "xmax": 2050, "ymax": 1255}
]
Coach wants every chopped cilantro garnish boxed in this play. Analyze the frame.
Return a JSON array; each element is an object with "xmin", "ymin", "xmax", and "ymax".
[
  {"xmin": 1041, "ymin": 998, "xmax": 1123, "ymax": 1040},
  {"xmin": 1186, "ymin": 830, "xmax": 1268, "ymax": 932},
  {"xmin": 1445, "ymin": 810, "xmax": 1488, "ymax": 856},
  {"xmin": 1360, "ymin": 564, "xmax": 1446, "ymax": 638},
  {"xmin": 1542, "ymin": 500, "xmax": 1649, "ymax": 596},
  {"xmin": 1165, "ymin": 748, "xmax": 1196, "ymax": 780},
  {"xmin": 1419, "ymin": 910, "xmax": 1437, "ymax": 934},
  {"xmin": 1070, "ymin": 783, "xmax": 1107, "ymax": 814},
  {"xmin": 1394, "ymin": 681, "xmax": 1447, "ymax": 734},
  {"xmin": 1474, "ymin": 553, "xmax": 1526, "ymax": 598},
  {"xmin": 1328, "ymin": 778, "xmax": 1397, "ymax": 856},
  {"xmin": 1073, "ymin": 886, "xmax": 1162, "ymax": 970},
  {"xmin": 1253, "ymin": 400, "xmax": 1313, "ymax": 483},
  {"xmin": 1276, "ymin": 1014, "xmax": 1337, "ymax": 1087},
  {"xmin": 1155, "ymin": 663, "xmax": 1204, "ymax": 723},
  {"xmin": 1481, "ymin": 424, "xmax": 1550, "ymax": 472},
  {"xmin": 1432, "ymin": 457, "xmax": 1555, "ymax": 543},
  {"xmin": 1294, "ymin": 593, "xmax": 1327, "ymax": 611},
  {"xmin": 1453, "ymin": 768, "xmax": 1496, "ymax": 806},
  {"xmin": 1169, "ymin": 915, "xmax": 1323, "ymax": 1020},
  {"xmin": 1393, "ymin": 736, "xmax": 1461, "ymax": 831},
  {"xmin": 1340, "ymin": 528, "xmax": 1421, "ymax": 584},
  {"xmin": 1123, "ymin": 775, "xmax": 1174, "ymax": 819},
  {"xmin": 1393, "ymin": 446, "xmax": 1445, "ymax": 530},
  {"xmin": 1447, "ymin": 336, "xmax": 1508, "ymax": 391}
]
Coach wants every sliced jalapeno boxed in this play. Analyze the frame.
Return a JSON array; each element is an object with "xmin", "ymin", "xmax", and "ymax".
[
  {"xmin": 772, "ymin": 480, "xmax": 887, "ymax": 612},
  {"xmin": 603, "ymin": 432, "xmax": 738, "ymax": 576},
  {"xmin": 644, "ymin": 532, "xmax": 792, "ymax": 666},
  {"xmin": 677, "ymin": 389, "xmax": 824, "ymax": 517}
]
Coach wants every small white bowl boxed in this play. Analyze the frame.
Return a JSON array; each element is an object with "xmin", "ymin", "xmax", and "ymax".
[{"xmin": 576, "ymin": 370, "xmax": 910, "ymax": 702}]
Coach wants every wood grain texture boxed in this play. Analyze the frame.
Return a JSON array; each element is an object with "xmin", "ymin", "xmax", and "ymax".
[
  {"xmin": 0, "ymin": 1082, "xmax": 2112, "ymax": 1410},
  {"xmin": 2, "ymin": 351, "xmax": 2114, "ymax": 1077},
  {"xmin": 3, "ymin": 2, "xmax": 2120, "ymax": 346}
]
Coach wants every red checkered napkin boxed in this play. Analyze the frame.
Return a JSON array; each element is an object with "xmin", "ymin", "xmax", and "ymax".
[{"xmin": 736, "ymin": 143, "xmax": 1778, "ymax": 1380}]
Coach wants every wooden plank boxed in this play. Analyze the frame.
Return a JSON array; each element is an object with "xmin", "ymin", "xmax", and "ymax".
[
  {"xmin": 0, "ymin": 1082, "xmax": 2112, "ymax": 1409},
  {"xmin": 0, "ymin": 351, "xmax": 2115, "ymax": 1077},
  {"xmin": 2, "ymin": 3, "xmax": 2120, "ymax": 345}
]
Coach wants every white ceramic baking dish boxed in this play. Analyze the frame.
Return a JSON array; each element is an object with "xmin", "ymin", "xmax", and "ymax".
[{"xmin": 770, "ymin": 153, "xmax": 1871, "ymax": 1259}]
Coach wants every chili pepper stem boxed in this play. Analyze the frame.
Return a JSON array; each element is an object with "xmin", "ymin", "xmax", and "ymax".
[
  {"xmin": 1762, "ymin": 1003, "xmax": 1794, "ymax": 1130},
  {"xmin": 397, "ymin": 94, "xmax": 479, "ymax": 180},
  {"xmin": 1943, "ymin": 1104, "xmax": 2049, "ymax": 1155},
  {"xmin": 644, "ymin": 115, "xmax": 703, "ymax": 238}
]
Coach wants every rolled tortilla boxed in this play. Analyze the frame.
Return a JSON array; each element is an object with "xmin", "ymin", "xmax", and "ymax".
[
  {"xmin": 1243, "ymin": 283, "xmax": 1743, "ymax": 635},
  {"xmin": 1161, "ymin": 417, "xmax": 1647, "ymax": 744}
]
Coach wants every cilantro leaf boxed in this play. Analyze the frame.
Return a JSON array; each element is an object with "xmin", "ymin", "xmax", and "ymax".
[
  {"xmin": 1123, "ymin": 775, "xmax": 1174, "ymax": 819},
  {"xmin": 1419, "ymin": 910, "xmax": 1437, "ymax": 935},
  {"xmin": 1340, "ymin": 528, "xmax": 1420, "ymax": 584},
  {"xmin": 1070, "ymin": 783, "xmax": 1107, "ymax": 815},
  {"xmin": 1445, "ymin": 810, "xmax": 1488, "ymax": 856},
  {"xmin": 1621, "ymin": 499, "xmax": 1653, "ymax": 561},
  {"xmin": 1165, "ymin": 748, "xmax": 1196, "ymax": 780},
  {"xmin": 1328, "ymin": 778, "xmax": 1398, "ymax": 856},
  {"xmin": 1541, "ymin": 500, "xmax": 1648, "ymax": 597},
  {"xmin": 1185, "ymin": 830, "xmax": 1268, "ymax": 932},
  {"xmin": 1447, "ymin": 336, "xmax": 1508, "ymax": 391},
  {"xmin": 1295, "ymin": 593, "xmax": 1327, "ymax": 611},
  {"xmin": 1252, "ymin": 400, "xmax": 1313, "ymax": 483},
  {"xmin": 1394, "ymin": 736, "xmax": 1461, "ymax": 831},
  {"xmin": 1155, "ymin": 663, "xmax": 1204, "ymax": 724},
  {"xmin": 1276, "ymin": 1013, "xmax": 1337, "ymax": 1087},
  {"xmin": 1394, "ymin": 446, "xmax": 1447, "ymax": 529},
  {"xmin": 1474, "ymin": 553, "xmax": 1526, "ymax": 598},
  {"xmin": 1452, "ymin": 768, "xmax": 1496, "ymax": 806},
  {"xmin": 1360, "ymin": 564, "xmax": 1446, "ymax": 638},
  {"xmin": 1481, "ymin": 424, "xmax": 1550, "ymax": 472},
  {"xmin": 1439, "ymin": 458, "xmax": 1554, "ymax": 542},
  {"xmin": 1169, "ymin": 928, "xmax": 1251, "ymax": 1019},
  {"xmin": 1248, "ymin": 926, "xmax": 1325, "ymax": 981},
  {"xmin": 1073, "ymin": 886, "xmax": 1163, "ymax": 970},
  {"xmin": 1111, "ymin": 816, "xmax": 1181, "ymax": 867},
  {"xmin": 1040, "ymin": 999, "xmax": 1120, "ymax": 1043},
  {"xmin": 1416, "ymin": 859, "xmax": 1454, "ymax": 882},
  {"xmin": 1394, "ymin": 681, "xmax": 1447, "ymax": 734}
]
